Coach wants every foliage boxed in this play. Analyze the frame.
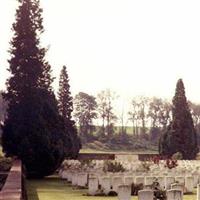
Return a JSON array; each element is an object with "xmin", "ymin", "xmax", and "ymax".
[
  {"xmin": 0, "ymin": 157, "xmax": 13, "ymax": 190},
  {"xmin": 151, "ymin": 155, "xmax": 178, "ymax": 169},
  {"xmin": 131, "ymin": 183, "xmax": 143, "ymax": 195},
  {"xmin": 74, "ymin": 92, "xmax": 97, "ymax": 139},
  {"xmin": 103, "ymin": 161, "xmax": 125, "ymax": 173},
  {"xmin": 136, "ymin": 161, "xmax": 151, "ymax": 172},
  {"xmin": 164, "ymin": 159, "xmax": 178, "ymax": 169},
  {"xmin": 159, "ymin": 79, "xmax": 198, "ymax": 159},
  {"xmin": 148, "ymin": 97, "xmax": 171, "ymax": 129},
  {"xmin": 60, "ymin": 160, "xmax": 96, "ymax": 172},
  {"xmin": 172, "ymin": 152, "xmax": 183, "ymax": 160},
  {"xmin": 79, "ymin": 159, "xmax": 95, "ymax": 169},
  {"xmin": 3, "ymin": 91, "xmax": 67, "ymax": 178},
  {"xmin": 149, "ymin": 127, "xmax": 161, "ymax": 143},
  {"xmin": 152, "ymin": 180, "xmax": 167, "ymax": 200},
  {"xmin": 0, "ymin": 92, "xmax": 7, "ymax": 124},
  {"xmin": 0, "ymin": 157, "xmax": 12, "ymax": 172},
  {"xmin": 58, "ymin": 66, "xmax": 73, "ymax": 122},
  {"xmin": 58, "ymin": 66, "xmax": 81, "ymax": 158},
  {"xmin": 96, "ymin": 89, "xmax": 118, "ymax": 137},
  {"xmin": 1, "ymin": 0, "xmax": 72, "ymax": 178}
]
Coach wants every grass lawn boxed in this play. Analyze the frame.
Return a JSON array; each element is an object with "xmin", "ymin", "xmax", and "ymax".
[
  {"xmin": 26, "ymin": 176, "xmax": 196, "ymax": 200},
  {"xmin": 80, "ymin": 148, "xmax": 158, "ymax": 154}
]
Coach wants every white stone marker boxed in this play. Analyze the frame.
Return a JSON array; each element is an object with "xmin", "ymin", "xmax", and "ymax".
[
  {"xmin": 175, "ymin": 177, "xmax": 185, "ymax": 185},
  {"xmin": 77, "ymin": 173, "xmax": 88, "ymax": 187},
  {"xmin": 88, "ymin": 177, "xmax": 98, "ymax": 195},
  {"xmin": 145, "ymin": 176, "xmax": 154, "ymax": 186},
  {"xmin": 68, "ymin": 171, "xmax": 73, "ymax": 182},
  {"xmin": 101, "ymin": 177, "xmax": 111, "ymax": 195},
  {"xmin": 197, "ymin": 184, "xmax": 200, "ymax": 200},
  {"xmin": 135, "ymin": 176, "xmax": 145, "ymax": 185},
  {"xmin": 117, "ymin": 185, "xmax": 131, "ymax": 200},
  {"xmin": 72, "ymin": 173, "xmax": 78, "ymax": 186},
  {"xmin": 61, "ymin": 170, "xmax": 68, "ymax": 179},
  {"xmin": 156, "ymin": 177, "xmax": 165, "ymax": 189},
  {"xmin": 124, "ymin": 177, "xmax": 134, "ymax": 186},
  {"xmin": 165, "ymin": 177, "xmax": 175, "ymax": 190},
  {"xmin": 166, "ymin": 189, "xmax": 182, "ymax": 200},
  {"xmin": 185, "ymin": 176, "xmax": 194, "ymax": 193},
  {"xmin": 192, "ymin": 172, "xmax": 199, "ymax": 187},
  {"xmin": 112, "ymin": 176, "xmax": 124, "ymax": 192},
  {"xmin": 171, "ymin": 183, "xmax": 183, "ymax": 198},
  {"xmin": 138, "ymin": 189, "xmax": 154, "ymax": 200}
]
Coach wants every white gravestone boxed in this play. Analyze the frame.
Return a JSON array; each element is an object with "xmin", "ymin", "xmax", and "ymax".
[
  {"xmin": 118, "ymin": 185, "xmax": 131, "ymax": 200},
  {"xmin": 101, "ymin": 177, "xmax": 111, "ymax": 195},
  {"xmin": 138, "ymin": 189, "xmax": 154, "ymax": 200},
  {"xmin": 112, "ymin": 176, "xmax": 124, "ymax": 193},
  {"xmin": 88, "ymin": 177, "xmax": 99, "ymax": 195},
  {"xmin": 166, "ymin": 189, "xmax": 182, "ymax": 200}
]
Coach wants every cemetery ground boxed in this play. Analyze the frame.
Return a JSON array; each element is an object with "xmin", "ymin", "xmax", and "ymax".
[
  {"xmin": 26, "ymin": 153, "xmax": 200, "ymax": 200},
  {"xmin": 26, "ymin": 176, "xmax": 196, "ymax": 200},
  {"xmin": 2, "ymin": 148, "xmax": 200, "ymax": 200}
]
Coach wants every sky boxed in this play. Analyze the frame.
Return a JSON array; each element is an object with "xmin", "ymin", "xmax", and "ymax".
[{"xmin": 1, "ymin": 0, "xmax": 200, "ymax": 108}]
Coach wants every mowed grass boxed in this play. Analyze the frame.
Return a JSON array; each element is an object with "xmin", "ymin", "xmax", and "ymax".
[
  {"xmin": 26, "ymin": 176, "xmax": 196, "ymax": 200},
  {"xmin": 26, "ymin": 176, "xmax": 127, "ymax": 200},
  {"xmin": 80, "ymin": 148, "xmax": 158, "ymax": 154}
]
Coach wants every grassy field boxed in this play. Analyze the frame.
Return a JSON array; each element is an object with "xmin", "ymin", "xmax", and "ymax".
[
  {"xmin": 26, "ymin": 176, "xmax": 196, "ymax": 200},
  {"xmin": 80, "ymin": 148, "xmax": 158, "ymax": 154}
]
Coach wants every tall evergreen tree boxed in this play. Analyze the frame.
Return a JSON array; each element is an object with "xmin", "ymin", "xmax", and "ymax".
[
  {"xmin": 2, "ymin": 0, "xmax": 71, "ymax": 177},
  {"xmin": 58, "ymin": 66, "xmax": 73, "ymax": 122},
  {"xmin": 159, "ymin": 79, "xmax": 198, "ymax": 159},
  {"xmin": 58, "ymin": 66, "xmax": 81, "ymax": 158}
]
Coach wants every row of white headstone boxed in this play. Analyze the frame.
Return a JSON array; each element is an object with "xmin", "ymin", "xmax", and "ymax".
[
  {"xmin": 60, "ymin": 169, "xmax": 196, "ymax": 192},
  {"xmin": 59, "ymin": 159, "xmax": 200, "ymax": 199}
]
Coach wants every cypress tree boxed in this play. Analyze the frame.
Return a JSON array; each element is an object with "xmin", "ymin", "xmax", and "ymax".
[
  {"xmin": 2, "ymin": 0, "xmax": 67, "ymax": 177},
  {"xmin": 58, "ymin": 66, "xmax": 81, "ymax": 158},
  {"xmin": 58, "ymin": 66, "xmax": 73, "ymax": 122},
  {"xmin": 159, "ymin": 79, "xmax": 198, "ymax": 159}
]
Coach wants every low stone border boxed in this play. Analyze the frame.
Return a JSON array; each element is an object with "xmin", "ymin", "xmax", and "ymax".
[{"xmin": 0, "ymin": 159, "xmax": 26, "ymax": 200}]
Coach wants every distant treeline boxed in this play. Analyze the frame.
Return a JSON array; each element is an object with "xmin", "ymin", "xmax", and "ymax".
[
  {"xmin": 1, "ymin": 89, "xmax": 200, "ymax": 151},
  {"xmin": 72, "ymin": 90, "xmax": 200, "ymax": 150}
]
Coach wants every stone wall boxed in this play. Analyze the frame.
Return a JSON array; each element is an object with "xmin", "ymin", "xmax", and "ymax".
[{"xmin": 0, "ymin": 159, "xmax": 26, "ymax": 200}]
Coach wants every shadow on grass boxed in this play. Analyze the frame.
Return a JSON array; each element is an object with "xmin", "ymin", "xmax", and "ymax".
[
  {"xmin": 26, "ymin": 176, "xmax": 68, "ymax": 200},
  {"xmin": 25, "ymin": 178, "xmax": 41, "ymax": 200}
]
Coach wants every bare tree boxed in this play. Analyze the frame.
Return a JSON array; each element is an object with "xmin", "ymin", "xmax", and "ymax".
[
  {"xmin": 128, "ymin": 99, "xmax": 140, "ymax": 136},
  {"xmin": 137, "ymin": 96, "xmax": 149, "ymax": 135},
  {"xmin": 157, "ymin": 100, "xmax": 172, "ymax": 129},
  {"xmin": 97, "ymin": 89, "xmax": 118, "ymax": 136},
  {"xmin": 148, "ymin": 97, "xmax": 163, "ymax": 128},
  {"xmin": 119, "ymin": 104, "xmax": 128, "ymax": 135},
  {"xmin": 189, "ymin": 102, "xmax": 200, "ymax": 133}
]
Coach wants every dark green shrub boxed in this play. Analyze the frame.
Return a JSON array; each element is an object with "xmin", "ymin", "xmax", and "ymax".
[
  {"xmin": 103, "ymin": 161, "xmax": 125, "ymax": 173},
  {"xmin": 131, "ymin": 183, "xmax": 143, "ymax": 195}
]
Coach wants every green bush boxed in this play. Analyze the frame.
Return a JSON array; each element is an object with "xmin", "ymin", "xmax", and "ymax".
[
  {"xmin": 172, "ymin": 152, "xmax": 183, "ymax": 160},
  {"xmin": 0, "ymin": 157, "xmax": 12, "ymax": 172},
  {"xmin": 131, "ymin": 183, "xmax": 143, "ymax": 195},
  {"xmin": 103, "ymin": 161, "xmax": 125, "ymax": 173}
]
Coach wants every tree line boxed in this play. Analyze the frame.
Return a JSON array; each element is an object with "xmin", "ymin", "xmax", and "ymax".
[
  {"xmin": 72, "ymin": 90, "xmax": 200, "ymax": 146},
  {"xmin": 0, "ymin": 0, "xmax": 198, "ymax": 180},
  {"xmin": 1, "ymin": 79, "xmax": 200, "ymax": 153}
]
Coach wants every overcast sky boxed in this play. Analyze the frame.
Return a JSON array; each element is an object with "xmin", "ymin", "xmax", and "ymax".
[{"xmin": 1, "ymin": 0, "xmax": 200, "ymax": 106}]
